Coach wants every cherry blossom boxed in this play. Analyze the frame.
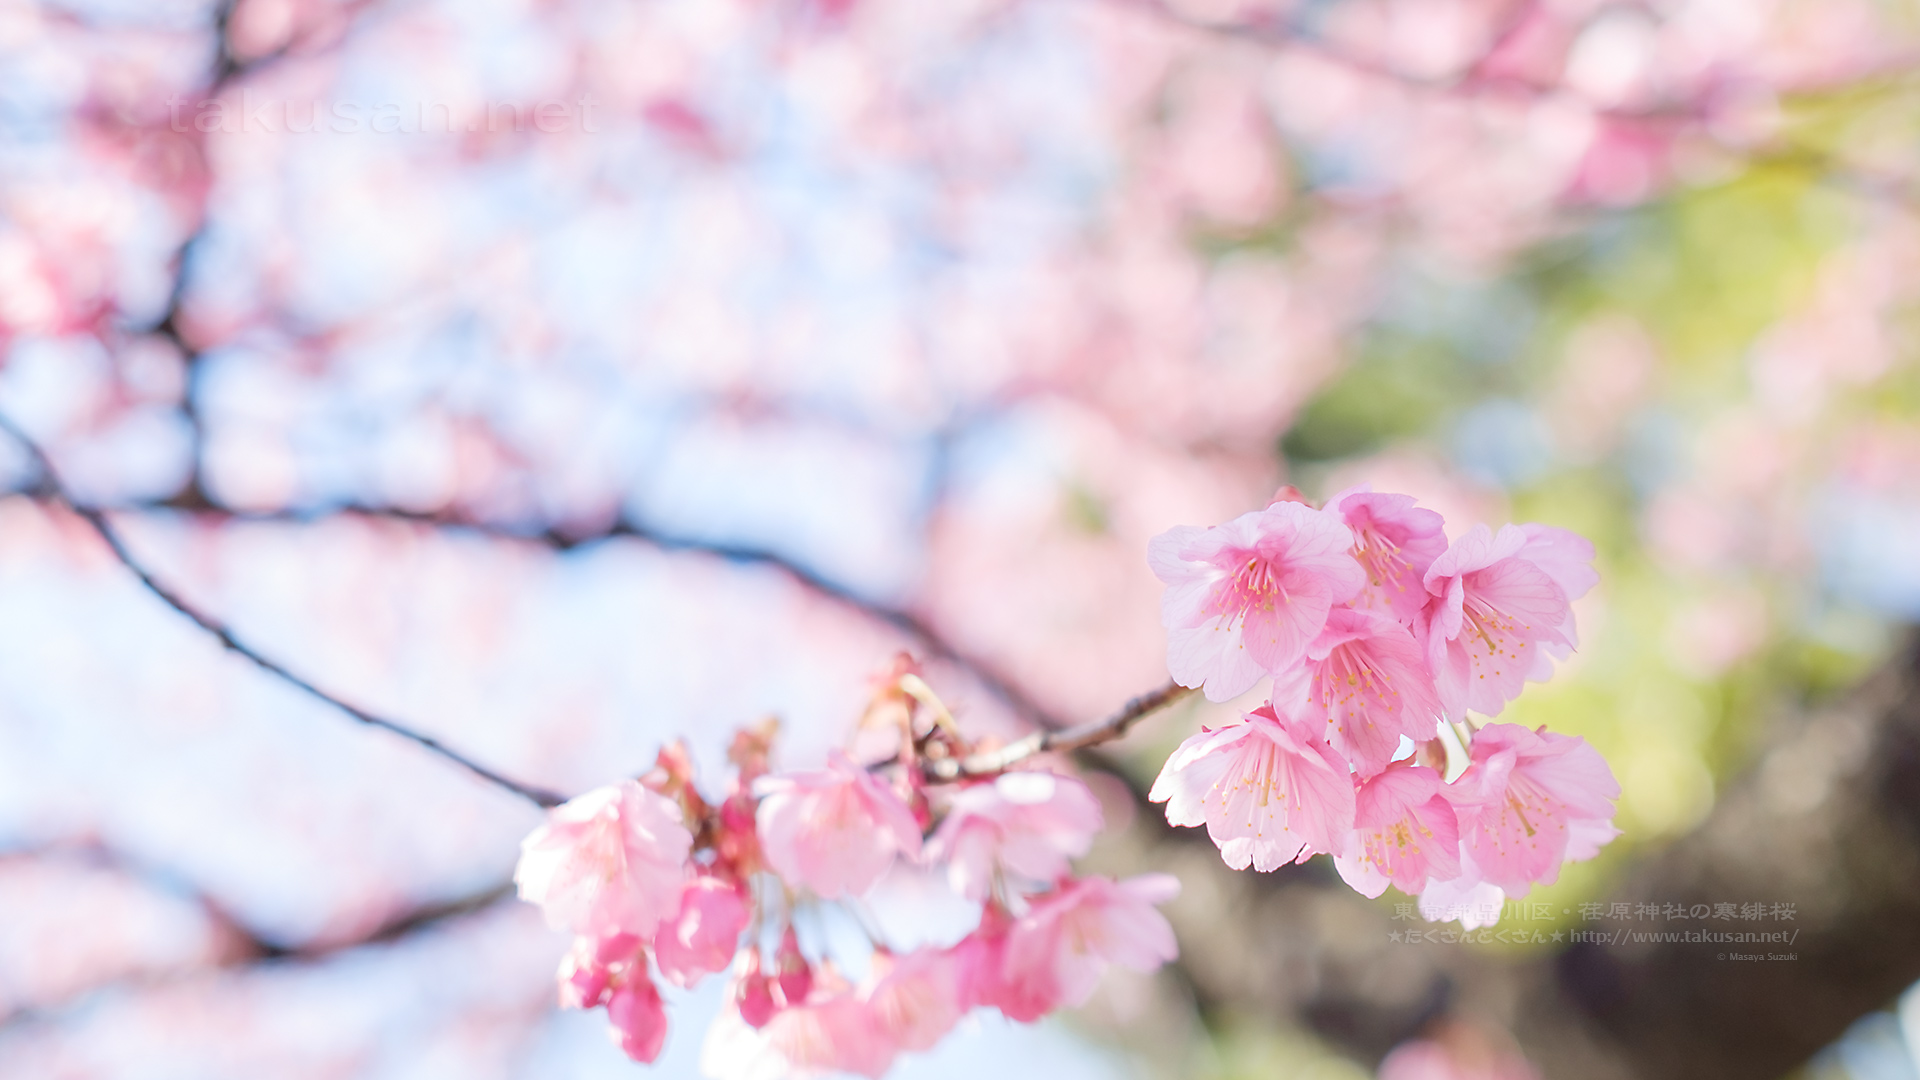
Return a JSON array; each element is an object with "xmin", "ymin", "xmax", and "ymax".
[
  {"xmin": 1149, "ymin": 502, "xmax": 1365, "ymax": 701},
  {"xmin": 1422, "ymin": 525, "xmax": 1583, "ymax": 721},
  {"xmin": 1445, "ymin": 724, "xmax": 1621, "ymax": 895},
  {"xmin": 1378, "ymin": 1029, "xmax": 1540, "ymax": 1080},
  {"xmin": 863, "ymin": 947, "xmax": 965, "ymax": 1053},
  {"xmin": 556, "ymin": 932, "xmax": 642, "ymax": 1010},
  {"xmin": 606, "ymin": 972, "xmax": 670, "ymax": 1063},
  {"xmin": 1149, "ymin": 702, "xmax": 1357, "ymax": 871},
  {"xmin": 1286, "ymin": 607, "xmax": 1443, "ymax": 777},
  {"xmin": 949, "ymin": 901, "xmax": 1023, "ymax": 1016},
  {"xmin": 1327, "ymin": 487, "xmax": 1449, "ymax": 624},
  {"xmin": 1418, "ymin": 874, "xmax": 1509, "ymax": 931},
  {"xmin": 1334, "ymin": 761, "xmax": 1462, "ymax": 898},
  {"xmin": 764, "ymin": 970, "xmax": 898, "ymax": 1079},
  {"xmin": 922, "ymin": 770, "xmax": 1104, "ymax": 900},
  {"xmin": 998, "ymin": 874, "xmax": 1182, "ymax": 1020},
  {"xmin": 755, "ymin": 751, "xmax": 923, "ymax": 898},
  {"xmin": 653, "ymin": 876, "xmax": 752, "ymax": 988},
  {"xmin": 514, "ymin": 780, "xmax": 693, "ymax": 940},
  {"xmin": 733, "ymin": 950, "xmax": 779, "ymax": 1030}
]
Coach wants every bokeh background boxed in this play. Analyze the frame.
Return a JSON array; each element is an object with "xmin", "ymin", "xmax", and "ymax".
[{"xmin": 6, "ymin": 0, "xmax": 1920, "ymax": 1076}]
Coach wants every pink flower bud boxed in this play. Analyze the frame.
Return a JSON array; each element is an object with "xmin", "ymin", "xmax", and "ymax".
[
  {"xmin": 738, "ymin": 968, "xmax": 778, "ymax": 1029},
  {"xmin": 606, "ymin": 971, "xmax": 668, "ymax": 1064},
  {"xmin": 556, "ymin": 932, "xmax": 642, "ymax": 1009},
  {"xmin": 774, "ymin": 926, "xmax": 814, "ymax": 1007}
]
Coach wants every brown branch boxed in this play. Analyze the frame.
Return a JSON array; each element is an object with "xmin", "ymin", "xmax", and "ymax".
[
  {"xmin": 127, "ymin": 493, "xmax": 1078, "ymax": 740},
  {"xmin": 923, "ymin": 680, "xmax": 1197, "ymax": 782},
  {"xmin": 0, "ymin": 413, "xmax": 568, "ymax": 809},
  {"xmin": 0, "ymin": 842, "xmax": 519, "ymax": 1032}
]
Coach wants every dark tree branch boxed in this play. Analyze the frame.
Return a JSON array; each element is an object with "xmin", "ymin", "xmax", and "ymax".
[
  {"xmin": 128, "ymin": 493, "xmax": 1078, "ymax": 738},
  {"xmin": 924, "ymin": 680, "xmax": 1196, "ymax": 781},
  {"xmin": 0, "ymin": 841, "xmax": 519, "ymax": 1032},
  {"xmin": 0, "ymin": 413, "xmax": 568, "ymax": 809}
]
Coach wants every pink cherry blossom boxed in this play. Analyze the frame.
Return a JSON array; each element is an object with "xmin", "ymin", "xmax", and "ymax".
[
  {"xmin": 1422, "ymin": 525, "xmax": 1580, "ymax": 720},
  {"xmin": 515, "ymin": 780, "xmax": 693, "ymax": 940},
  {"xmin": 1517, "ymin": 524, "xmax": 1600, "ymax": 611},
  {"xmin": 764, "ymin": 972, "xmax": 898, "ymax": 1080},
  {"xmin": 1566, "ymin": 817, "xmax": 1624, "ymax": 863},
  {"xmin": 1446, "ymin": 723, "xmax": 1620, "ymax": 895},
  {"xmin": 1327, "ymin": 487, "xmax": 1448, "ymax": 624},
  {"xmin": 606, "ymin": 971, "xmax": 669, "ymax": 1063},
  {"xmin": 1378, "ymin": 1032, "xmax": 1540, "ymax": 1080},
  {"xmin": 755, "ymin": 751, "xmax": 923, "ymax": 898},
  {"xmin": 1285, "ymin": 607, "xmax": 1443, "ymax": 776},
  {"xmin": 1419, "ymin": 873, "xmax": 1508, "ymax": 929},
  {"xmin": 923, "ymin": 770, "xmax": 1104, "ymax": 899},
  {"xmin": 654, "ymin": 876, "xmax": 751, "ymax": 988},
  {"xmin": 949, "ymin": 902, "xmax": 1022, "ymax": 1016},
  {"xmin": 732, "ymin": 951, "xmax": 779, "ymax": 1029},
  {"xmin": 863, "ymin": 947, "xmax": 964, "ymax": 1053},
  {"xmin": 556, "ymin": 932, "xmax": 643, "ymax": 1010},
  {"xmin": 773, "ymin": 926, "xmax": 814, "ymax": 1008},
  {"xmin": 1148, "ymin": 703, "xmax": 1357, "ymax": 871},
  {"xmin": 1333, "ymin": 762, "xmax": 1461, "ymax": 898},
  {"xmin": 1149, "ymin": 502, "xmax": 1365, "ymax": 701},
  {"xmin": 998, "ymin": 874, "xmax": 1181, "ymax": 1020}
]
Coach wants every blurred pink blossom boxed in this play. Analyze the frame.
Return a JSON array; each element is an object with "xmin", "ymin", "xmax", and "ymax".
[
  {"xmin": 653, "ymin": 876, "xmax": 751, "ymax": 988},
  {"xmin": 764, "ymin": 972, "xmax": 898, "ymax": 1079},
  {"xmin": 1377, "ymin": 1025, "xmax": 1540, "ymax": 1080},
  {"xmin": 606, "ymin": 971, "xmax": 669, "ymax": 1063},
  {"xmin": 755, "ymin": 751, "xmax": 923, "ymax": 898},
  {"xmin": 514, "ymin": 780, "xmax": 693, "ymax": 940},
  {"xmin": 863, "ymin": 946, "xmax": 965, "ymax": 1053},
  {"xmin": 997, "ymin": 874, "xmax": 1182, "ymax": 1021},
  {"xmin": 556, "ymin": 931, "xmax": 641, "ymax": 1010},
  {"xmin": 922, "ymin": 770, "xmax": 1104, "ymax": 900}
]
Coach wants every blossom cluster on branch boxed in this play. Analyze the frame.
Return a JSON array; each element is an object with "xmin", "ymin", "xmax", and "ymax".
[
  {"xmin": 1147, "ymin": 487, "xmax": 1621, "ymax": 924},
  {"xmin": 509, "ymin": 482, "xmax": 1621, "ymax": 1074},
  {"xmin": 513, "ymin": 664, "xmax": 1177, "ymax": 1074}
]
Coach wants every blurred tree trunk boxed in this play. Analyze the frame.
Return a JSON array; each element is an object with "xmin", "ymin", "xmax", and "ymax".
[{"xmin": 1120, "ymin": 635, "xmax": 1920, "ymax": 1080}]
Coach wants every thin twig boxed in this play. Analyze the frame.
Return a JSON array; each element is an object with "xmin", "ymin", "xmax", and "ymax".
[
  {"xmin": 0, "ymin": 412, "xmax": 568, "ymax": 809},
  {"xmin": 922, "ymin": 680, "xmax": 1197, "ymax": 782},
  {"xmin": 133, "ymin": 494, "xmax": 1075, "ymax": 737}
]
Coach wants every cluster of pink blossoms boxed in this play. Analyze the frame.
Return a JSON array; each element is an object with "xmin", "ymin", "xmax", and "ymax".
[
  {"xmin": 513, "ymin": 663, "xmax": 1178, "ymax": 1074},
  {"xmin": 1148, "ymin": 487, "xmax": 1621, "ymax": 919}
]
